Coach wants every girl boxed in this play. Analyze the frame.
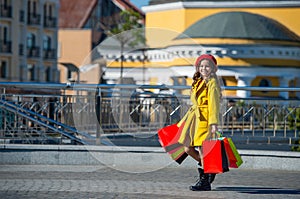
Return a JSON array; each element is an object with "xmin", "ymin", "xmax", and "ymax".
[{"xmin": 177, "ymin": 54, "xmax": 221, "ymax": 191}]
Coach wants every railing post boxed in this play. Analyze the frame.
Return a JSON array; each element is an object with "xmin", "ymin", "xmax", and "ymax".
[
  {"xmin": 251, "ymin": 107, "xmax": 255, "ymax": 137},
  {"xmin": 273, "ymin": 108, "xmax": 277, "ymax": 137},
  {"xmin": 96, "ymin": 87, "xmax": 102, "ymax": 145}
]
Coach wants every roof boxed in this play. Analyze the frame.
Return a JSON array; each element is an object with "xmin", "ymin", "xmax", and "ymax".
[
  {"xmin": 59, "ymin": 62, "xmax": 80, "ymax": 72},
  {"xmin": 59, "ymin": 0, "xmax": 97, "ymax": 28},
  {"xmin": 59, "ymin": 0, "xmax": 145, "ymax": 28},
  {"xmin": 175, "ymin": 11, "xmax": 300, "ymax": 42}
]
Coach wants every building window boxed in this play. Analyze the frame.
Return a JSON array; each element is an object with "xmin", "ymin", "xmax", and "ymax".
[
  {"xmin": 44, "ymin": 3, "xmax": 53, "ymax": 17},
  {"xmin": 0, "ymin": 60, "xmax": 7, "ymax": 78},
  {"xmin": 0, "ymin": 26, "xmax": 11, "ymax": 53},
  {"xmin": 43, "ymin": 4, "xmax": 47, "ymax": 17},
  {"xmin": 2, "ymin": 26, "xmax": 8, "ymax": 43},
  {"xmin": 259, "ymin": 79, "xmax": 271, "ymax": 93},
  {"xmin": 43, "ymin": 3, "xmax": 56, "ymax": 28},
  {"xmin": 46, "ymin": 67, "xmax": 51, "ymax": 82},
  {"xmin": 27, "ymin": 33, "xmax": 36, "ymax": 48},
  {"xmin": 259, "ymin": 79, "xmax": 271, "ymax": 87},
  {"xmin": 27, "ymin": 64, "xmax": 35, "ymax": 81},
  {"xmin": 28, "ymin": 0, "xmax": 37, "ymax": 15},
  {"xmin": 2, "ymin": 0, "xmax": 9, "ymax": 7},
  {"xmin": 43, "ymin": 35, "xmax": 51, "ymax": 50}
]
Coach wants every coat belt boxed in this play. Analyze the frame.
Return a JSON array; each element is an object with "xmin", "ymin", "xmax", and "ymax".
[{"xmin": 180, "ymin": 104, "xmax": 207, "ymax": 123}]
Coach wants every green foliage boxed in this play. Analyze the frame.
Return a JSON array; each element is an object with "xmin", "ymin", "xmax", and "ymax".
[
  {"xmin": 236, "ymin": 100, "xmax": 245, "ymax": 107},
  {"xmin": 102, "ymin": 9, "xmax": 146, "ymax": 81},
  {"xmin": 107, "ymin": 10, "xmax": 145, "ymax": 48}
]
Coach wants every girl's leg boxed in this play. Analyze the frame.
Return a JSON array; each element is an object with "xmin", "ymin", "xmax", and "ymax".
[
  {"xmin": 198, "ymin": 146, "xmax": 204, "ymax": 166},
  {"xmin": 184, "ymin": 146, "xmax": 201, "ymax": 162}
]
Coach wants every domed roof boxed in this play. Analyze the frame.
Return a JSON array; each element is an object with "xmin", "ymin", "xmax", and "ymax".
[{"xmin": 176, "ymin": 11, "xmax": 300, "ymax": 42}]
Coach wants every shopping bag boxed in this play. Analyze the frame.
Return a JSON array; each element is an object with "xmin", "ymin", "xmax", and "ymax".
[
  {"xmin": 223, "ymin": 137, "xmax": 239, "ymax": 168},
  {"xmin": 217, "ymin": 132, "xmax": 243, "ymax": 168},
  {"xmin": 203, "ymin": 139, "xmax": 229, "ymax": 174},
  {"xmin": 158, "ymin": 122, "xmax": 188, "ymax": 164},
  {"xmin": 168, "ymin": 146, "xmax": 188, "ymax": 164},
  {"xmin": 227, "ymin": 138, "xmax": 243, "ymax": 167}
]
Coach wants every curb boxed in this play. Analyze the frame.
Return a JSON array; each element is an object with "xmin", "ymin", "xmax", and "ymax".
[{"xmin": 0, "ymin": 144, "xmax": 299, "ymax": 171}]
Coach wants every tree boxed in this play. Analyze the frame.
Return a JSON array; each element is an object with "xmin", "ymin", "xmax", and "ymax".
[{"xmin": 100, "ymin": 10, "xmax": 145, "ymax": 83}]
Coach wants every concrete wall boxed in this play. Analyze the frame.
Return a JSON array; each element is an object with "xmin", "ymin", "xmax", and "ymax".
[{"xmin": 0, "ymin": 144, "xmax": 299, "ymax": 172}]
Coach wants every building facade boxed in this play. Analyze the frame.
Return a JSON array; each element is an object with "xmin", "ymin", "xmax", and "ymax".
[
  {"xmin": 58, "ymin": 0, "xmax": 144, "ymax": 84},
  {"xmin": 0, "ymin": 0, "xmax": 59, "ymax": 82},
  {"xmin": 102, "ymin": 0, "xmax": 300, "ymax": 99}
]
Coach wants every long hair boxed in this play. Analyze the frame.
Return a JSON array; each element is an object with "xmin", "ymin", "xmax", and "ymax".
[{"xmin": 192, "ymin": 71, "xmax": 201, "ymax": 87}]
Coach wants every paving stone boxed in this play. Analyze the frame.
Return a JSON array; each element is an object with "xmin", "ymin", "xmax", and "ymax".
[{"xmin": 0, "ymin": 165, "xmax": 299, "ymax": 198}]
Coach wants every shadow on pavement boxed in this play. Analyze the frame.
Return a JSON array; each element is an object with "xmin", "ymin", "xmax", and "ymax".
[{"xmin": 215, "ymin": 186, "xmax": 300, "ymax": 195}]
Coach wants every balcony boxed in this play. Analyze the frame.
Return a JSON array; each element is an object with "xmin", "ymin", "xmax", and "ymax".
[
  {"xmin": 0, "ymin": 40, "xmax": 12, "ymax": 53},
  {"xmin": 43, "ymin": 49, "xmax": 56, "ymax": 59},
  {"xmin": 44, "ymin": 16, "xmax": 57, "ymax": 28},
  {"xmin": 27, "ymin": 46, "xmax": 40, "ymax": 58},
  {"xmin": 0, "ymin": 5, "xmax": 12, "ymax": 18},
  {"xmin": 27, "ymin": 13, "xmax": 41, "ymax": 25}
]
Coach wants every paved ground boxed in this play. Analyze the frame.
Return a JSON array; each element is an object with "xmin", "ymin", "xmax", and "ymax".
[{"xmin": 0, "ymin": 165, "xmax": 299, "ymax": 199}]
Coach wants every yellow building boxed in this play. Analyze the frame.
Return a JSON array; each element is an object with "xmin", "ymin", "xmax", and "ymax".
[
  {"xmin": 102, "ymin": 0, "xmax": 300, "ymax": 99},
  {"xmin": 0, "ymin": 0, "xmax": 59, "ymax": 82}
]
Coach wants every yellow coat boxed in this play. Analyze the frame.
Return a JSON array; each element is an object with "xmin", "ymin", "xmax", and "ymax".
[{"xmin": 178, "ymin": 77, "xmax": 220, "ymax": 146}]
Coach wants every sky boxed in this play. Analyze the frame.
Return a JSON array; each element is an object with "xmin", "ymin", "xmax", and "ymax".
[{"xmin": 129, "ymin": 0, "xmax": 150, "ymax": 9}]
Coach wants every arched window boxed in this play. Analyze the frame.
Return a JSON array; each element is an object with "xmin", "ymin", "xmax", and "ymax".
[
  {"xmin": 27, "ymin": 33, "xmax": 35, "ymax": 48},
  {"xmin": 43, "ymin": 35, "xmax": 51, "ymax": 50},
  {"xmin": 259, "ymin": 79, "xmax": 271, "ymax": 93},
  {"xmin": 259, "ymin": 79, "xmax": 271, "ymax": 87}
]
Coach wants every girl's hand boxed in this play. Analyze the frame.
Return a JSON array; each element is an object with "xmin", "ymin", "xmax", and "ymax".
[
  {"xmin": 206, "ymin": 124, "xmax": 218, "ymax": 140},
  {"xmin": 210, "ymin": 124, "xmax": 218, "ymax": 139}
]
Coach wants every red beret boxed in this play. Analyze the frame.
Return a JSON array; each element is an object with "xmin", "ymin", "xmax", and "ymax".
[{"xmin": 195, "ymin": 54, "xmax": 217, "ymax": 66}]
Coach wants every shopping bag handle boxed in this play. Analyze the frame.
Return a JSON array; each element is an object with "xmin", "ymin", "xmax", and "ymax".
[
  {"xmin": 216, "ymin": 131, "xmax": 223, "ymax": 138},
  {"xmin": 206, "ymin": 131, "xmax": 223, "ymax": 140}
]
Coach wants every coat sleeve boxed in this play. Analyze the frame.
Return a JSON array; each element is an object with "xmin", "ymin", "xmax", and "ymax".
[{"xmin": 207, "ymin": 79, "xmax": 220, "ymax": 126}]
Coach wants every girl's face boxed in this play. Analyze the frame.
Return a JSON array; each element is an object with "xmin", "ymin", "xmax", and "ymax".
[{"xmin": 197, "ymin": 59, "xmax": 213, "ymax": 79}]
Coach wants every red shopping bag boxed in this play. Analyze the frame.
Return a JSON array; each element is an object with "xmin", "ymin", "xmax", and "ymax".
[
  {"xmin": 158, "ymin": 122, "xmax": 188, "ymax": 164},
  {"xmin": 203, "ymin": 139, "xmax": 229, "ymax": 174},
  {"xmin": 158, "ymin": 123, "xmax": 183, "ymax": 149}
]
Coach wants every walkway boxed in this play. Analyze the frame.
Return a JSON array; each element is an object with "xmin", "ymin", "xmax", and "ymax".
[{"xmin": 0, "ymin": 165, "xmax": 299, "ymax": 199}]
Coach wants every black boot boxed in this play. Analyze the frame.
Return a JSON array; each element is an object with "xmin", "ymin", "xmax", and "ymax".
[
  {"xmin": 189, "ymin": 168, "xmax": 211, "ymax": 191},
  {"xmin": 196, "ymin": 166, "xmax": 216, "ymax": 184},
  {"xmin": 209, "ymin": 173, "xmax": 216, "ymax": 184}
]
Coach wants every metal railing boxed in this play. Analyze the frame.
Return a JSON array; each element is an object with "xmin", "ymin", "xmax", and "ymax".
[{"xmin": 0, "ymin": 82, "xmax": 299, "ymax": 148}]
